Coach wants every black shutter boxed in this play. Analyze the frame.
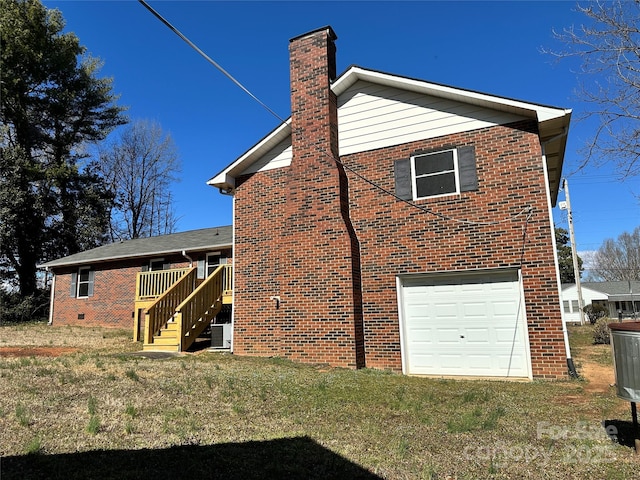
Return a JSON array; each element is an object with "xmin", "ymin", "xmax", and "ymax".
[
  {"xmin": 70, "ymin": 272, "xmax": 77, "ymax": 298},
  {"xmin": 394, "ymin": 158, "xmax": 412, "ymax": 200},
  {"xmin": 458, "ymin": 145, "xmax": 478, "ymax": 192}
]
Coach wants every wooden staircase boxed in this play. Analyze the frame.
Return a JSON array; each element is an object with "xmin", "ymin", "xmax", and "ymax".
[{"xmin": 142, "ymin": 265, "xmax": 231, "ymax": 352}]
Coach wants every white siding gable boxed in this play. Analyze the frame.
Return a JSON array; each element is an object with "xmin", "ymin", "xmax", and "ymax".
[
  {"xmin": 337, "ymin": 80, "xmax": 526, "ymax": 155},
  {"xmin": 241, "ymin": 138, "xmax": 292, "ymax": 175},
  {"xmin": 239, "ymin": 80, "xmax": 527, "ymax": 175}
]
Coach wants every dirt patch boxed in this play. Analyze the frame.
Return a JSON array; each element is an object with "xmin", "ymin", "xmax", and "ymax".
[
  {"xmin": 581, "ymin": 359, "xmax": 615, "ymax": 394},
  {"xmin": 0, "ymin": 346, "xmax": 79, "ymax": 357}
]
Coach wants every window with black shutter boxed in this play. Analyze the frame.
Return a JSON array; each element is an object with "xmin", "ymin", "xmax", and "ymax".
[{"xmin": 395, "ymin": 146, "xmax": 477, "ymax": 201}]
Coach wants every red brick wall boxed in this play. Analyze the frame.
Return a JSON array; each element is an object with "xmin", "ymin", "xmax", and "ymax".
[
  {"xmin": 342, "ymin": 121, "xmax": 566, "ymax": 379},
  {"xmin": 52, "ymin": 260, "xmax": 143, "ymax": 329},
  {"xmin": 49, "ymin": 250, "xmax": 231, "ymax": 329},
  {"xmin": 232, "ymin": 28, "xmax": 364, "ymax": 367},
  {"xmin": 233, "ymin": 119, "xmax": 566, "ymax": 378},
  {"xmin": 231, "ymin": 28, "xmax": 566, "ymax": 378}
]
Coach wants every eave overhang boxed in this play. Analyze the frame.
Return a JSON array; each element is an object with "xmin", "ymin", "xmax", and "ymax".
[{"xmin": 208, "ymin": 66, "xmax": 571, "ymax": 204}]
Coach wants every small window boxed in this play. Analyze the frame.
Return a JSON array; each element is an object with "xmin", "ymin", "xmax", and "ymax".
[
  {"xmin": 76, "ymin": 267, "xmax": 94, "ymax": 298},
  {"xmin": 563, "ymin": 301, "xmax": 570, "ymax": 313},
  {"xmin": 571, "ymin": 300, "xmax": 579, "ymax": 312},
  {"xmin": 206, "ymin": 253, "xmax": 226, "ymax": 277},
  {"xmin": 149, "ymin": 258, "xmax": 166, "ymax": 271},
  {"xmin": 411, "ymin": 149, "xmax": 459, "ymax": 199}
]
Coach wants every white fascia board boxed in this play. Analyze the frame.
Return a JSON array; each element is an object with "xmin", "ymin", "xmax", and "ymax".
[
  {"xmin": 207, "ymin": 172, "xmax": 236, "ymax": 190},
  {"xmin": 208, "ymin": 119, "xmax": 292, "ymax": 189},
  {"xmin": 210, "ymin": 66, "xmax": 571, "ymax": 190},
  {"xmin": 334, "ymin": 67, "xmax": 571, "ymax": 125}
]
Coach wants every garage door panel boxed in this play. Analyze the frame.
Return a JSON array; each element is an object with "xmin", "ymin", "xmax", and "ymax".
[
  {"xmin": 433, "ymin": 328, "xmax": 462, "ymax": 344},
  {"xmin": 434, "ymin": 303, "xmax": 459, "ymax": 319},
  {"xmin": 465, "ymin": 328, "xmax": 491, "ymax": 344},
  {"xmin": 407, "ymin": 326, "xmax": 435, "ymax": 343},
  {"xmin": 439, "ymin": 354, "xmax": 465, "ymax": 369},
  {"xmin": 496, "ymin": 354, "xmax": 526, "ymax": 371},
  {"xmin": 401, "ymin": 270, "xmax": 529, "ymax": 378},
  {"xmin": 462, "ymin": 302, "xmax": 487, "ymax": 317},
  {"xmin": 494, "ymin": 327, "xmax": 524, "ymax": 344},
  {"xmin": 466, "ymin": 355, "xmax": 493, "ymax": 370},
  {"xmin": 492, "ymin": 301, "xmax": 519, "ymax": 316}
]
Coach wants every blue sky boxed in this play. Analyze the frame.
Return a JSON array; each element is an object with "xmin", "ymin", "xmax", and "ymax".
[{"xmin": 42, "ymin": 0, "xmax": 640, "ymax": 269}]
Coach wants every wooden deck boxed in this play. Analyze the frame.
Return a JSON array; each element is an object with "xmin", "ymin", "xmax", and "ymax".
[{"xmin": 133, "ymin": 265, "xmax": 232, "ymax": 350}]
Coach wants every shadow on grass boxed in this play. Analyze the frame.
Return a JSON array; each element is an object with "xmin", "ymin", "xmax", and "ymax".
[
  {"xmin": 603, "ymin": 419, "xmax": 639, "ymax": 449},
  {"xmin": 1, "ymin": 436, "xmax": 381, "ymax": 480}
]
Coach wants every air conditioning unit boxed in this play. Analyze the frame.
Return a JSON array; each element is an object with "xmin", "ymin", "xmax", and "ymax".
[{"xmin": 211, "ymin": 323, "xmax": 231, "ymax": 349}]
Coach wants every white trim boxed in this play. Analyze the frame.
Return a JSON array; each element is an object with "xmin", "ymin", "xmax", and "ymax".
[
  {"xmin": 397, "ymin": 268, "xmax": 532, "ymax": 379},
  {"xmin": 230, "ymin": 196, "xmax": 236, "ymax": 353},
  {"xmin": 396, "ymin": 275, "xmax": 407, "ymax": 374},
  {"xmin": 542, "ymin": 150, "xmax": 572, "ymax": 361},
  {"xmin": 148, "ymin": 257, "xmax": 165, "ymax": 271},
  {"xmin": 332, "ymin": 67, "xmax": 571, "ymax": 122},
  {"xmin": 516, "ymin": 269, "xmax": 534, "ymax": 380},
  {"xmin": 208, "ymin": 66, "xmax": 571, "ymax": 194},
  {"xmin": 47, "ymin": 273, "xmax": 55, "ymax": 325},
  {"xmin": 76, "ymin": 266, "xmax": 92, "ymax": 299},
  {"xmin": 410, "ymin": 148, "xmax": 460, "ymax": 200}
]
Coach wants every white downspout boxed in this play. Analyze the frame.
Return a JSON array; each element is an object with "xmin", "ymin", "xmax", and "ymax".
[
  {"xmin": 46, "ymin": 267, "xmax": 55, "ymax": 326},
  {"xmin": 230, "ymin": 195, "xmax": 236, "ymax": 353},
  {"xmin": 541, "ymin": 133, "xmax": 576, "ymax": 377},
  {"xmin": 181, "ymin": 250, "xmax": 193, "ymax": 267}
]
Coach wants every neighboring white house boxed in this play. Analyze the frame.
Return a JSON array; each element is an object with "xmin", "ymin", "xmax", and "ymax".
[{"xmin": 561, "ymin": 281, "xmax": 640, "ymax": 323}]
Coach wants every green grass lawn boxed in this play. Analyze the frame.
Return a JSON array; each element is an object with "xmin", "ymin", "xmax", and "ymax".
[{"xmin": 0, "ymin": 322, "xmax": 637, "ymax": 479}]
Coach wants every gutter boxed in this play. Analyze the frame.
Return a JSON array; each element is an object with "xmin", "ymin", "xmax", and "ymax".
[{"xmin": 541, "ymin": 132, "xmax": 577, "ymax": 377}]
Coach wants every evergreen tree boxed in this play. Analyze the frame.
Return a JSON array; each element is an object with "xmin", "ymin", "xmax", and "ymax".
[
  {"xmin": 556, "ymin": 227, "xmax": 583, "ymax": 283},
  {"xmin": 1, "ymin": 0, "xmax": 126, "ymax": 296}
]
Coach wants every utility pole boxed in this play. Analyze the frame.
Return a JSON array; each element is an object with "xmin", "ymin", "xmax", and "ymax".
[{"xmin": 559, "ymin": 179, "xmax": 586, "ymax": 325}]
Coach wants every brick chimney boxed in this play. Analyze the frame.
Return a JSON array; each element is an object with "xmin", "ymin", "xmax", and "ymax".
[{"xmin": 280, "ymin": 27, "xmax": 365, "ymax": 368}]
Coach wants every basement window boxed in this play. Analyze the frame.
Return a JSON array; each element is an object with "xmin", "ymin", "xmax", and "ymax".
[{"xmin": 411, "ymin": 149, "xmax": 459, "ymax": 199}]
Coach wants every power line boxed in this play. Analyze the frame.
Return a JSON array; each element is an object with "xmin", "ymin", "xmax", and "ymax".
[
  {"xmin": 138, "ymin": 1, "xmax": 536, "ymax": 228},
  {"xmin": 138, "ymin": 0, "xmax": 286, "ymax": 124}
]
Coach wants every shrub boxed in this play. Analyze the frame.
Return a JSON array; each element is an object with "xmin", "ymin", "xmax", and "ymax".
[
  {"xmin": 593, "ymin": 317, "xmax": 611, "ymax": 345},
  {"xmin": 584, "ymin": 303, "xmax": 608, "ymax": 324},
  {"xmin": 0, "ymin": 289, "xmax": 50, "ymax": 324}
]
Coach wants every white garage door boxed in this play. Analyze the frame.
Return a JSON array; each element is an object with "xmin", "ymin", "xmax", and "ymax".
[{"xmin": 399, "ymin": 270, "xmax": 530, "ymax": 378}]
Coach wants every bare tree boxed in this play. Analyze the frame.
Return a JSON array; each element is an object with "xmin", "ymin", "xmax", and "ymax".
[
  {"xmin": 98, "ymin": 120, "xmax": 180, "ymax": 240},
  {"xmin": 548, "ymin": 1, "xmax": 640, "ymax": 178},
  {"xmin": 591, "ymin": 226, "xmax": 640, "ymax": 281}
]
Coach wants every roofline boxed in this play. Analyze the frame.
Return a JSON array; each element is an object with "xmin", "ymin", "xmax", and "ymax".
[
  {"xmin": 38, "ymin": 240, "xmax": 234, "ymax": 270},
  {"xmin": 208, "ymin": 65, "xmax": 571, "ymax": 192},
  {"xmin": 207, "ymin": 119, "xmax": 291, "ymax": 190},
  {"xmin": 333, "ymin": 65, "xmax": 572, "ymax": 119},
  {"xmin": 38, "ymin": 226, "xmax": 233, "ymax": 269}
]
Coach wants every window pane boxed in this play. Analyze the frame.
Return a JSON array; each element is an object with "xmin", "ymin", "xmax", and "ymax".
[
  {"xmin": 150, "ymin": 260, "xmax": 164, "ymax": 271},
  {"xmin": 78, "ymin": 283, "xmax": 89, "ymax": 297},
  {"xmin": 79, "ymin": 270, "xmax": 90, "ymax": 282},
  {"xmin": 414, "ymin": 151, "xmax": 454, "ymax": 176},
  {"xmin": 416, "ymin": 172, "xmax": 456, "ymax": 198},
  {"xmin": 563, "ymin": 301, "xmax": 570, "ymax": 313},
  {"xmin": 571, "ymin": 300, "xmax": 579, "ymax": 311}
]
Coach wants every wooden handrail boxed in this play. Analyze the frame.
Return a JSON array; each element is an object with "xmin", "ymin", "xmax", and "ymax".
[
  {"xmin": 144, "ymin": 267, "xmax": 197, "ymax": 345},
  {"xmin": 136, "ymin": 268, "xmax": 191, "ymax": 301},
  {"xmin": 174, "ymin": 265, "xmax": 231, "ymax": 350}
]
